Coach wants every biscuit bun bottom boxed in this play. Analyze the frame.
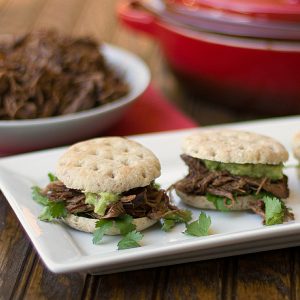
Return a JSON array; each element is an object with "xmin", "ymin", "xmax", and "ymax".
[
  {"xmin": 176, "ymin": 190, "xmax": 258, "ymax": 211},
  {"xmin": 62, "ymin": 214, "xmax": 157, "ymax": 235}
]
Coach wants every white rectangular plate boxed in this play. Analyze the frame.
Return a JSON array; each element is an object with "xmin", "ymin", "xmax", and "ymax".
[{"xmin": 1, "ymin": 116, "xmax": 300, "ymax": 274}]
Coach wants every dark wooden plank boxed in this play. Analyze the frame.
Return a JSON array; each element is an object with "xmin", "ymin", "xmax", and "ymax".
[
  {"xmin": 85, "ymin": 269, "xmax": 158, "ymax": 300},
  {"xmin": 291, "ymin": 247, "xmax": 300, "ymax": 300},
  {"xmin": 21, "ymin": 258, "xmax": 86, "ymax": 300},
  {"xmin": 0, "ymin": 193, "xmax": 35, "ymax": 299},
  {"xmin": 234, "ymin": 249, "xmax": 294, "ymax": 300},
  {"xmin": 220, "ymin": 258, "xmax": 237, "ymax": 300},
  {"xmin": 11, "ymin": 250, "xmax": 38, "ymax": 299},
  {"xmin": 156, "ymin": 260, "xmax": 223, "ymax": 300}
]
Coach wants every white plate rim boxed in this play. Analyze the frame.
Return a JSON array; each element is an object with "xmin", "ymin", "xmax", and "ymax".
[{"xmin": 1, "ymin": 115, "xmax": 300, "ymax": 273}]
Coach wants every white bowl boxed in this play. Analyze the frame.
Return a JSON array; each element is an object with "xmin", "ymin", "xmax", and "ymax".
[{"xmin": 0, "ymin": 44, "xmax": 150, "ymax": 154}]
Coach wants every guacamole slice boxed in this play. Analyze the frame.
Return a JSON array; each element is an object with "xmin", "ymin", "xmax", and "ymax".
[
  {"xmin": 85, "ymin": 192, "xmax": 119, "ymax": 216},
  {"xmin": 203, "ymin": 159, "xmax": 283, "ymax": 180}
]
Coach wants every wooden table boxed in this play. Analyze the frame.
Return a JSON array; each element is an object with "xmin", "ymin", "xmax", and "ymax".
[{"xmin": 0, "ymin": 1, "xmax": 299, "ymax": 299}]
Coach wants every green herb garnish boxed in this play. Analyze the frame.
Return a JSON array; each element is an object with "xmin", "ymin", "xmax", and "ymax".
[
  {"xmin": 47, "ymin": 173, "xmax": 58, "ymax": 182},
  {"xmin": 93, "ymin": 219, "xmax": 114, "ymax": 245},
  {"xmin": 32, "ymin": 185, "xmax": 67, "ymax": 221},
  {"xmin": 263, "ymin": 196, "xmax": 285, "ymax": 226},
  {"xmin": 39, "ymin": 201, "xmax": 67, "ymax": 221},
  {"xmin": 32, "ymin": 186, "xmax": 49, "ymax": 206},
  {"xmin": 115, "ymin": 215, "xmax": 136, "ymax": 235},
  {"xmin": 206, "ymin": 193, "xmax": 232, "ymax": 211},
  {"xmin": 184, "ymin": 212, "xmax": 211, "ymax": 237},
  {"xmin": 118, "ymin": 230, "xmax": 144, "ymax": 250},
  {"xmin": 162, "ymin": 209, "xmax": 192, "ymax": 232}
]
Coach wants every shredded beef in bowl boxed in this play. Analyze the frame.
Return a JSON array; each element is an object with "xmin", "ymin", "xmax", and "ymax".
[{"xmin": 0, "ymin": 30, "xmax": 129, "ymax": 120}]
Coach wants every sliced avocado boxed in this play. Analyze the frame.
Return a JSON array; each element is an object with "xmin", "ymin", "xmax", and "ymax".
[
  {"xmin": 85, "ymin": 192, "xmax": 119, "ymax": 216},
  {"xmin": 203, "ymin": 159, "xmax": 283, "ymax": 180}
]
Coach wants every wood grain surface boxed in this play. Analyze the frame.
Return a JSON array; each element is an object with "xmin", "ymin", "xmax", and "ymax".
[{"xmin": 0, "ymin": 1, "xmax": 299, "ymax": 299}]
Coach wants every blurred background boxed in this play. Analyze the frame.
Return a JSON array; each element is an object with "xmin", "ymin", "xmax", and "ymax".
[
  {"xmin": 1, "ymin": 0, "xmax": 300, "ymax": 153},
  {"xmin": 2, "ymin": 0, "xmax": 293, "ymax": 125}
]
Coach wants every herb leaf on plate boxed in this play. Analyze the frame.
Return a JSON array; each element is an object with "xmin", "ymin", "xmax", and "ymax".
[
  {"xmin": 162, "ymin": 219, "xmax": 176, "ymax": 232},
  {"xmin": 93, "ymin": 219, "xmax": 114, "ymax": 245},
  {"xmin": 118, "ymin": 230, "xmax": 144, "ymax": 250},
  {"xmin": 32, "ymin": 186, "xmax": 49, "ymax": 206},
  {"xmin": 162, "ymin": 209, "xmax": 192, "ymax": 232},
  {"xmin": 185, "ymin": 212, "xmax": 211, "ymax": 237}
]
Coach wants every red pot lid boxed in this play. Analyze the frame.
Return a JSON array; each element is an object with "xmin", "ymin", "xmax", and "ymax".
[{"xmin": 168, "ymin": 0, "xmax": 300, "ymax": 22}]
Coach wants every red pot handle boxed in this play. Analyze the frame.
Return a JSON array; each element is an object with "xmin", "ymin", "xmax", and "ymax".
[{"xmin": 117, "ymin": 1, "xmax": 157, "ymax": 37}]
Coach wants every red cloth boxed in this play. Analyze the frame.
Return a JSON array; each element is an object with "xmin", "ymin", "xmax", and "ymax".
[{"xmin": 106, "ymin": 85, "xmax": 197, "ymax": 135}]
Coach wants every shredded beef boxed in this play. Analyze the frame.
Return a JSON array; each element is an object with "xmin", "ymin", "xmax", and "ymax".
[
  {"xmin": 175, "ymin": 154, "xmax": 289, "ymax": 199},
  {"xmin": 248, "ymin": 200, "xmax": 266, "ymax": 219},
  {"xmin": 102, "ymin": 201, "xmax": 126, "ymax": 219},
  {"xmin": 43, "ymin": 181, "xmax": 93, "ymax": 214},
  {"xmin": 0, "ymin": 30, "xmax": 129, "ymax": 120},
  {"xmin": 42, "ymin": 181, "xmax": 176, "ymax": 220}
]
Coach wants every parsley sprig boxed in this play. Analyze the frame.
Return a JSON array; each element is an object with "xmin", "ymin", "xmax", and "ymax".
[
  {"xmin": 32, "ymin": 185, "xmax": 67, "ymax": 221},
  {"xmin": 162, "ymin": 210, "xmax": 192, "ymax": 232},
  {"xmin": 184, "ymin": 212, "xmax": 211, "ymax": 236},
  {"xmin": 92, "ymin": 214, "xmax": 144, "ymax": 250},
  {"xmin": 118, "ymin": 231, "xmax": 144, "ymax": 250},
  {"xmin": 263, "ymin": 196, "xmax": 285, "ymax": 226}
]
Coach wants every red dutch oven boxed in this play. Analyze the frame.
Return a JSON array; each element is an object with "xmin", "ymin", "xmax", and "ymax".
[{"xmin": 118, "ymin": 0, "xmax": 300, "ymax": 114}]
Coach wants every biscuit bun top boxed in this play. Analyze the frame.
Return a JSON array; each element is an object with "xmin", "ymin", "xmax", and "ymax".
[
  {"xmin": 292, "ymin": 132, "xmax": 300, "ymax": 160},
  {"xmin": 182, "ymin": 129, "xmax": 288, "ymax": 165},
  {"xmin": 56, "ymin": 137, "xmax": 161, "ymax": 193}
]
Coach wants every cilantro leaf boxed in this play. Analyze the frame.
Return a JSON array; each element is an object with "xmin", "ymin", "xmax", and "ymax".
[
  {"xmin": 117, "ymin": 230, "xmax": 143, "ymax": 250},
  {"xmin": 38, "ymin": 201, "xmax": 67, "ymax": 221},
  {"xmin": 32, "ymin": 186, "xmax": 49, "ymax": 206},
  {"xmin": 162, "ymin": 209, "xmax": 192, "ymax": 232},
  {"xmin": 93, "ymin": 219, "xmax": 113, "ymax": 244},
  {"xmin": 39, "ymin": 206, "xmax": 54, "ymax": 221},
  {"xmin": 115, "ymin": 215, "xmax": 136, "ymax": 235},
  {"xmin": 162, "ymin": 219, "xmax": 175, "ymax": 232},
  {"xmin": 185, "ymin": 212, "xmax": 211, "ymax": 237},
  {"xmin": 48, "ymin": 173, "xmax": 58, "ymax": 182},
  {"xmin": 32, "ymin": 185, "xmax": 67, "ymax": 221},
  {"xmin": 206, "ymin": 193, "xmax": 232, "ymax": 211},
  {"xmin": 263, "ymin": 196, "xmax": 284, "ymax": 226},
  {"xmin": 49, "ymin": 202, "xmax": 67, "ymax": 218}
]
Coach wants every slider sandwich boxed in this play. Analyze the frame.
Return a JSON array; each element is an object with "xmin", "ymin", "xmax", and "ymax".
[
  {"xmin": 33, "ymin": 137, "xmax": 190, "ymax": 244},
  {"xmin": 174, "ymin": 129, "xmax": 294, "ymax": 224}
]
